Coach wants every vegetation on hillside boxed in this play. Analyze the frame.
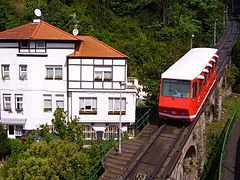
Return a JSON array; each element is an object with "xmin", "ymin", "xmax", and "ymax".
[
  {"xmin": 0, "ymin": 0, "xmax": 233, "ymax": 105},
  {"xmin": 231, "ymin": 37, "xmax": 240, "ymax": 93}
]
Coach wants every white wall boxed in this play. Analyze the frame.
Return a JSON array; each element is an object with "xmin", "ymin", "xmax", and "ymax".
[
  {"xmin": 69, "ymin": 90, "xmax": 137, "ymax": 124},
  {"xmin": 0, "ymin": 44, "xmax": 74, "ymax": 130},
  {"xmin": 68, "ymin": 58, "xmax": 127, "ymax": 90}
]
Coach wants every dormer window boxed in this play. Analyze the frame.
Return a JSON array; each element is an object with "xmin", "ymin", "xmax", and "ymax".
[
  {"xmin": 19, "ymin": 40, "xmax": 46, "ymax": 54},
  {"xmin": 36, "ymin": 41, "xmax": 45, "ymax": 48},
  {"xmin": 20, "ymin": 41, "xmax": 29, "ymax": 48}
]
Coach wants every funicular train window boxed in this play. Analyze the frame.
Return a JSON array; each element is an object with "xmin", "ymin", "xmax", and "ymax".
[
  {"xmin": 162, "ymin": 79, "xmax": 191, "ymax": 98},
  {"xmin": 192, "ymin": 82, "xmax": 198, "ymax": 98},
  {"xmin": 199, "ymin": 80, "xmax": 203, "ymax": 94}
]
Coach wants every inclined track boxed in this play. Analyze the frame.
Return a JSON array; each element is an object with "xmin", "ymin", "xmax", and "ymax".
[{"xmin": 119, "ymin": 123, "xmax": 192, "ymax": 180}]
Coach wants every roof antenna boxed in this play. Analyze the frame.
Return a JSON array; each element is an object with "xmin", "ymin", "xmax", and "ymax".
[
  {"xmin": 70, "ymin": 12, "xmax": 79, "ymax": 36},
  {"xmin": 33, "ymin": 9, "xmax": 42, "ymax": 23}
]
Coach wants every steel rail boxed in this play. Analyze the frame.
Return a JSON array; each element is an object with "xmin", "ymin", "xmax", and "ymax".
[
  {"xmin": 148, "ymin": 124, "xmax": 188, "ymax": 179},
  {"xmin": 119, "ymin": 123, "xmax": 167, "ymax": 180}
]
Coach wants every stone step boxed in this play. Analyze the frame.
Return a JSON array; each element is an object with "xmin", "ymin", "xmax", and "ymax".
[
  {"xmin": 105, "ymin": 161, "xmax": 125, "ymax": 171},
  {"xmin": 105, "ymin": 157, "xmax": 129, "ymax": 166},
  {"xmin": 123, "ymin": 142, "xmax": 142, "ymax": 150},
  {"xmin": 108, "ymin": 153, "xmax": 133, "ymax": 161},
  {"xmin": 122, "ymin": 147, "xmax": 137, "ymax": 154},
  {"xmin": 109, "ymin": 149, "xmax": 134, "ymax": 158},
  {"xmin": 138, "ymin": 133, "xmax": 152, "ymax": 139},
  {"xmin": 101, "ymin": 171, "xmax": 119, "ymax": 179}
]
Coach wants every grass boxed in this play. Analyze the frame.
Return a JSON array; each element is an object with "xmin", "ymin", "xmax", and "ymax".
[{"xmin": 201, "ymin": 94, "xmax": 240, "ymax": 179}]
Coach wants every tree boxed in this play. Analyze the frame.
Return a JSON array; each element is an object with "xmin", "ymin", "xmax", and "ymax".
[
  {"xmin": 2, "ymin": 140, "xmax": 90, "ymax": 179},
  {"xmin": 0, "ymin": 125, "xmax": 10, "ymax": 161},
  {"xmin": 52, "ymin": 108, "xmax": 84, "ymax": 146}
]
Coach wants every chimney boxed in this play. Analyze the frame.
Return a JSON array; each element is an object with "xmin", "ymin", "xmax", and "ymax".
[{"xmin": 33, "ymin": 19, "xmax": 41, "ymax": 23}]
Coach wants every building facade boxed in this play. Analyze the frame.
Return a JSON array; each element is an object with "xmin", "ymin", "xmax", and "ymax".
[{"xmin": 0, "ymin": 20, "xmax": 138, "ymax": 139}]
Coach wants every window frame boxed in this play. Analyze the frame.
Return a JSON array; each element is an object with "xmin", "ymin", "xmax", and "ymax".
[
  {"xmin": 103, "ymin": 125, "xmax": 118, "ymax": 139},
  {"xmin": 108, "ymin": 97, "xmax": 126, "ymax": 115},
  {"xmin": 19, "ymin": 64, "xmax": 27, "ymax": 80},
  {"xmin": 20, "ymin": 41, "xmax": 30, "ymax": 49},
  {"xmin": 83, "ymin": 125, "xmax": 97, "ymax": 140},
  {"xmin": 79, "ymin": 97, "xmax": 97, "ymax": 115},
  {"xmin": 2, "ymin": 64, "xmax": 10, "ymax": 80},
  {"xmin": 161, "ymin": 79, "xmax": 191, "ymax": 98},
  {"xmin": 94, "ymin": 67, "xmax": 112, "ymax": 82},
  {"xmin": 36, "ymin": 41, "xmax": 46, "ymax": 48},
  {"xmin": 15, "ymin": 94, "xmax": 23, "ymax": 112},
  {"xmin": 43, "ymin": 94, "xmax": 52, "ymax": 112},
  {"xmin": 56, "ymin": 94, "xmax": 64, "ymax": 109},
  {"xmin": 19, "ymin": 40, "xmax": 46, "ymax": 53},
  {"xmin": 3, "ymin": 94, "xmax": 11, "ymax": 111},
  {"xmin": 45, "ymin": 66, "xmax": 63, "ymax": 80}
]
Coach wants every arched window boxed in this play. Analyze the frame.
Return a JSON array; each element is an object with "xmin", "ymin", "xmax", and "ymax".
[
  {"xmin": 103, "ymin": 125, "xmax": 118, "ymax": 139},
  {"xmin": 83, "ymin": 125, "xmax": 97, "ymax": 140}
]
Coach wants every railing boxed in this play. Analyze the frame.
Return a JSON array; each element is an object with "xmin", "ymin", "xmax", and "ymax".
[
  {"xmin": 135, "ymin": 106, "xmax": 157, "ymax": 130},
  {"xmin": 82, "ymin": 137, "xmax": 116, "ymax": 180},
  {"xmin": 218, "ymin": 111, "xmax": 238, "ymax": 180}
]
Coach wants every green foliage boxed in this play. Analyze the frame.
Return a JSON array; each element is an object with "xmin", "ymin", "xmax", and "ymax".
[
  {"xmin": 202, "ymin": 95, "xmax": 240, "ymax": 179},
  {"xmin": 52, "ymin": 108, "xmax": 84, "ymax": 146},
  {"xmin": 231, "ymin": 37, "xmax": 240, "ymax": 93},
  {"xmin": 38, "ymin": 124, "xmax": 53, "ymax": 143},
  {"xmin": 2, "ymin": 140, "xmax": 90, "ymax": 179},
  {"xmin": 9, "ymin": 139, "xmax": 26, "ymax": 156},
  {"xmin": 0, "ymin": 125, "xmax": 11, "ymax": 160}
]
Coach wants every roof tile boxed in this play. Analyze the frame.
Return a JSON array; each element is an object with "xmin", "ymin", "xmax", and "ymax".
[
  {"xmin": 0, "ymin": 21, "xmax": 78, "ymax": 41},
  {"xmin": 68, "ymin": 36, "xmax": 128, "ymax": 58}
]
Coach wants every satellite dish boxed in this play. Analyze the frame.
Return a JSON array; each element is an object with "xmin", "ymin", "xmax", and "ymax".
[
  {"xmin": 72, "ymin": 28, "xmax": 79, "ymax": 36},
  {"xmin": 34, "ymin": 9, "xmax": 42, "ymax": 17}
]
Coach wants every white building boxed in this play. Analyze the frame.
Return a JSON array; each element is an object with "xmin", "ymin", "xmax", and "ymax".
[{"xmin": 0, "ymin": 20, "xmax": 138, "ymax": 139}]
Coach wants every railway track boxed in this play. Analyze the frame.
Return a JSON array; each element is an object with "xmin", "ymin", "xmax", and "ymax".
[
  {"xmin": 101, "ymin": 17, "xmax": 239, "ymax": 180},
  {"xmin": 119, "ymin": 122, "xmax": 193, "ymax": 180}
]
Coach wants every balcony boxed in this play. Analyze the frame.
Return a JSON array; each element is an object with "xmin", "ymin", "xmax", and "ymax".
[{"xmin": 1, "ymin": 110, "xmax": 27, "ymax": 125}]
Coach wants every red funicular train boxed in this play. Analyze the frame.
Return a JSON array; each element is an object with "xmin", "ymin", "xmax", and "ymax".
[{"xmin": 158, "ymin": 48, "xmax": 219, "ymax": 122}]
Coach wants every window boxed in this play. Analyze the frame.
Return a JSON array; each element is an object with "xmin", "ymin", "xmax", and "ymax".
[
  {"xmin": 192, "ymin": 82, "xmax": 198, "ymax": 98},
  {"xmin": 15, "ymin": 125, "xmax": 23, "ymax": 136},
  {"xmin": 44, "ymin": 94, "xmax": 52, "ymax": 112},
  {"xmin": 9, "ymin": 125, "xmax": 14, "ymax": 135},
  {"xmin": 46, "ymin": 66, "xmax": 63, "ymax": 80},
  {"xmin": 19, "ymin": 41, "xmax": 46, "ymax": 53},
  {"xmin": 19, "ymin": 65, "xmax": 27, "ymax": 80},
  {"xmin": 20, "ymin": 41, "xmax": 29, "ymax": 48},
  {"xmin": 94, "ymin": 67, "xmax": 112, "ymax": 81},
  {"xmin": 79, "ymin": 97, "xmax": 97, "ymax": 114},
  {"xmin": 198, "ymin": 80, "xmax": 203, "ymax": 94},
  {"xmin": 108, "ymin": 98, "xmax": 126, "ymax": 115},
  {"xmin": 3, "ymin": 94, "xmax": 11, "ymax": 111},
  {"xmin": 103, "ymin": 125, "xmax": 118, "ymax": 139},
  {"xmin": 162, "ymin": 79, "xmax": 191, "ymax": 98},
  {"xmin": 2, "ymin": 65, "xmax": 10, "ymax": 80},
  {"xmin": 83, "ymin": 125, "xmax": 97, "ymax": 140},
  {"xmin": 15, "ymin": 94, "xmax": 23, "ymax": 112},
  {"xmin": 56, "ymin": 94, "xmax": 64, "ymax": 109},
  {"xmin": 36, "ymin": 41, "xmax": 45, "ymax": 48}
]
